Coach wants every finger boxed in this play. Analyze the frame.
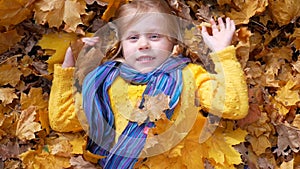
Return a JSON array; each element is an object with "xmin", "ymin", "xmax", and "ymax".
[
  {"xmin": 226, "ymin": 17, "xmax": 231, "ymax": 30},
  {"xmin": 231, "ymin": 19, "xmax": 236, "ymax": 31},
  {"xmin": 218, "ymin": 17, "xmax": 225, "ymax": 30},
  {"xmin": 201, "ymin": 25, "xmax": 209, "ymax": 37},
  {"xmin": 210, "ymin": 18, "xmax": 218, "ymax": 34}
]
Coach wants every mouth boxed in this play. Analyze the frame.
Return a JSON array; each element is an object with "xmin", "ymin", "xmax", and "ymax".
[{"xmin": 136, "ymin": 56, "xmax": 155, "ymax": 62}]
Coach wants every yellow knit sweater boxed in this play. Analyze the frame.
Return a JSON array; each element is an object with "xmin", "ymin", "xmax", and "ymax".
[{"xmin": 48, "ymin": 46, "xmax": 249, "ymax": 168}]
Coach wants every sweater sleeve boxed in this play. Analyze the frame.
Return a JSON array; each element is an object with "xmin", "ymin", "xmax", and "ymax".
[
  {"xmin": 194, "ymin": 46, "xmax": 249, "ymax": 119},
  {"xmin": 48, "ymin": 64, "xmax": 83, "ymax": 132}
]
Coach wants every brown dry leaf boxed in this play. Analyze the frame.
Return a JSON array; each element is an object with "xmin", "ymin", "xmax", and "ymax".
[
  {"xmin": 20, "ymin": 150, "xmax": 71, "ymax": 169},
  {"xmin": 248, "ymin": 135, "xmax": 271, "ymax": 156},
  {"xmin": 37, "ymin": 32, "xmax": 78, "ymax": 73},
  {"xmin": 0, "ymin": 57, "xmax": 22, "ymax": 87},
  {"xmin": 274, "ymin": 122, "xmax": 300, "ymax": 156},
  {"xmin": 268, "ymin": 0, "xmax": 300, "ymax": 26},
  {"xmin": 291, "ymin": 28, "xmax": 300, "ymax": 50},
  {"xmin": 225, "ymin": 0, "xmax": 268, "ymax": 25},
  {"xmin": 0, "ymin": 30, "xmax": 22, "ymax": 54},
  {"xmin": 50, "ymin": 140, "xmax": 72, "ymax": 157},
  {"xmin": 236, "ymin": 27, "xmax": 251, "ymax": 68},
  {"xmin": 144, "ymin": 94, "xmax": 170, "ymax": 122},
  {"xmin": 275, "ymin": 80, "xmax": 300, "ymax": 107},
  {"xmin": 34, "ymin": 0, "xmax": 87, "ymax": 32},
  {"xmin": 130, "ymin": 94, "xmax": 170, "ymax": 124},
  {"xmin": 0, "ymin": 0, "xmax": 35, "ymax": 27},
  {"xmin": 292, "ymin": 59, "xmax": 300, "ymax": 73},
  {"xmin": 237, "ymin": 103, "xmax": 261, "ymax": 128},
  {"xmin": 20, "ymin": 87, "xmax": 48, "ymax": 111},
  {"xmin": 0, "ymin": 88, "xmax": 18, "ymax": 105},
  {"xmin": 70, "ymin": 155, "xmax": 100, "ymax": 169},
  {"xmin": 15, "ymin": 106, "xmax": 42, "ymax": 141}
]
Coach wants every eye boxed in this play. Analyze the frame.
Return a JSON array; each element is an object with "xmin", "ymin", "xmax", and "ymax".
[
  {"xmin": 149, "ymin": 33, "xmax": 161, "ymax": 41},
  {"xmin": 127, "ymin": 34, "xmax": 139, "ymax": 42}
]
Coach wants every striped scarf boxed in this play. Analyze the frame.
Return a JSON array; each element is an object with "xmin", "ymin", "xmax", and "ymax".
[{"xmin": 82, "ymin": 56, "xmax": 190, "ymax": 168}]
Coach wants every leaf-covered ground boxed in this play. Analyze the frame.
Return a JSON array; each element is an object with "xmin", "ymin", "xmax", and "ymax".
[{"xmin": 0, "ymin": 0, "xmax": 300, "ymax": 168}]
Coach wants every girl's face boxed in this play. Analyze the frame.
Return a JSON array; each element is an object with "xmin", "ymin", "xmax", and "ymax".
[{"xmin": 120, "ymin": 14, "xmax": 174, "ymax": 73}]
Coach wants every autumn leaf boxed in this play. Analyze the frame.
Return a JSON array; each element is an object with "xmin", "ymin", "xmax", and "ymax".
[
  {"xmin": 0, "ymin": 30, "xmax": 22, "ymax": 54},
  {"xmin": 291, "ymin": 28, "xmax": 300, "ymax": 50},
  {"xmin": 34, "ymin": 0, "xmax": 87, "ymax": 32},
  {"xmin": 0, "ymin": 0, "xmax": 35, "ymax": 27},
  {"xmin": 275, "ymin": 80, "xmax": 300, "ymax": 107},
  {"xmin": 130, "ymin": 94, "xmax": 170, "ymax": 125},
  {"xmin": 274, "ymin": 122, "xmax": 300, "ymax": 156},
  {"xmin": 268, "ymin": 0, "xmax": 300, "ymax": 26},
  {"xmin": 15, "ymin": 106, "xmax": 42, "ymax": 141},
  {"xmin": 37, "ymin": 32, "xmax": 77, "ymax": 73},
  {"xmin": 0, "ymin": 88, "xmax": 18, "ymax": 105},
  {"xmin": 101, "ymin": 0, "xmax": 128, "ymax": 22},
  {"xmin": 70, "ymin": 155, "xmax": 100, "ymax": 169},
  {"xmin": 144, "ymin": 94, "xmax": 170, "ymax": 122},
  {"xmin": 248, "ymin": 135, "xmax": 271, "ymax": 156},
  {"xmin": 20, "ymin": 87, "xmax": 48, "ymax": 111},
  {"xmin": 50, "ymin": 140, "xmax": 72, "ymax": 157},
  {"xmin": 0, "ymin": 57, "xmax": 22, "ymax": 87},
  {"xmin": 225, "ymin": 0, "xmax": 268, "ymax": 25},
  {"xmin": 20, "ymin": 150, "xmax": 71, "ymax": 169}
]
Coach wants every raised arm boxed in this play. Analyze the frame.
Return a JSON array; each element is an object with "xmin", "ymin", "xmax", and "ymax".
[{"xmin": 196, "ymin": 17, "xmax": 249, "ymax": 119}]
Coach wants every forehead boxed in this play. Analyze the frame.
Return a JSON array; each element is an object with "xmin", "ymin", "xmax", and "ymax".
[{"xmin": 117, "ymin": 13, "xmax": 173, "ymax": 36}]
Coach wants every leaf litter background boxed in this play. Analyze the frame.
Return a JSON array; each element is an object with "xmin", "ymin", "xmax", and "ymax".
[{"xmin": 0, "ymin": 0, "xmax": 300, "ymax": 168}]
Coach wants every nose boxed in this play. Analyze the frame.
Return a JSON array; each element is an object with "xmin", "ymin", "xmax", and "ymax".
[{"xmin": 138, "ymin": 36, "xmax": 150, "ymax": 50}]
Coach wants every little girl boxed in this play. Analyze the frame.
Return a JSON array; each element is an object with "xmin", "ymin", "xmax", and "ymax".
[{"xmin": 49, "ymin": 0, "xmax": 249, "ymax": 168}]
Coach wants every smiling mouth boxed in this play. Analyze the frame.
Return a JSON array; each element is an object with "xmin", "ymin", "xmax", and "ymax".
[{"xmin": 136, "ymin": 56, "xmax": 155, "ymax": 62}]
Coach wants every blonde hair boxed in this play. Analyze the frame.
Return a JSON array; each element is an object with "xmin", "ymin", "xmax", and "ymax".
[{"xmin": 103, "ymin": 0, "xmax": 182, "ymax": 62}]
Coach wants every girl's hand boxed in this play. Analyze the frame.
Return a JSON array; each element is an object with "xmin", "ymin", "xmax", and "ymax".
[
  {"xmin": 62, "ymin": 37, "xmax": 99, "ymax": 68},
  {"xmin": 201, "ymin": 17, "xmax": 236, "ymax": 52}
]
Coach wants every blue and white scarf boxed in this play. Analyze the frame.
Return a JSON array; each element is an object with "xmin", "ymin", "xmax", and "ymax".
[{"xmin": 82, "ymin": 56, "xmax": 190, "ymax": 168}]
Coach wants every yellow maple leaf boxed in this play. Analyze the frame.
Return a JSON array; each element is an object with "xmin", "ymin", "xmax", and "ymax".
[
  {"xmin": 268, "ymin": 0, "xmax": 300, "ymax": 26},
  {"xmin": 0, "ymin": 57, "xmax": 22, "ymax": 87},
  {"xmin": 203, "ymin": 122, "xmax": 247, "ymax": 166},
  {"xmin": 38, "ymin": 109, "xmax": 50, "ymax": 134},
  {"xmin": 0, "ymin": 88, "xmax": 18, "ymax": 105},
  {"xmin": 34, "ymin": 0, "xmax": 87, "ymax": 32},
  {"xmin": 20, "ymin": 149, "xmax": 71, "ymax": 169},
  {"xmin": 275, "ymin": 80, "xmax": 300, "ymax": 107},
  {"xmin": 0, "ymin": 0, "xmax": 34, "ymax": 27},
  {"xmin": 15, "ymin": 107, "xmax": 42, "ymax": 141},
  {"xmin": 37, "ymin": 32, "xmax": 77, "ymax": 73}
]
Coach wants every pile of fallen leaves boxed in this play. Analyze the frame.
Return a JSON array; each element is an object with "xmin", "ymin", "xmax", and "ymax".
[{"xmin": 0, "ymin": 0, "xmax": 299, "ymax": 168}]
